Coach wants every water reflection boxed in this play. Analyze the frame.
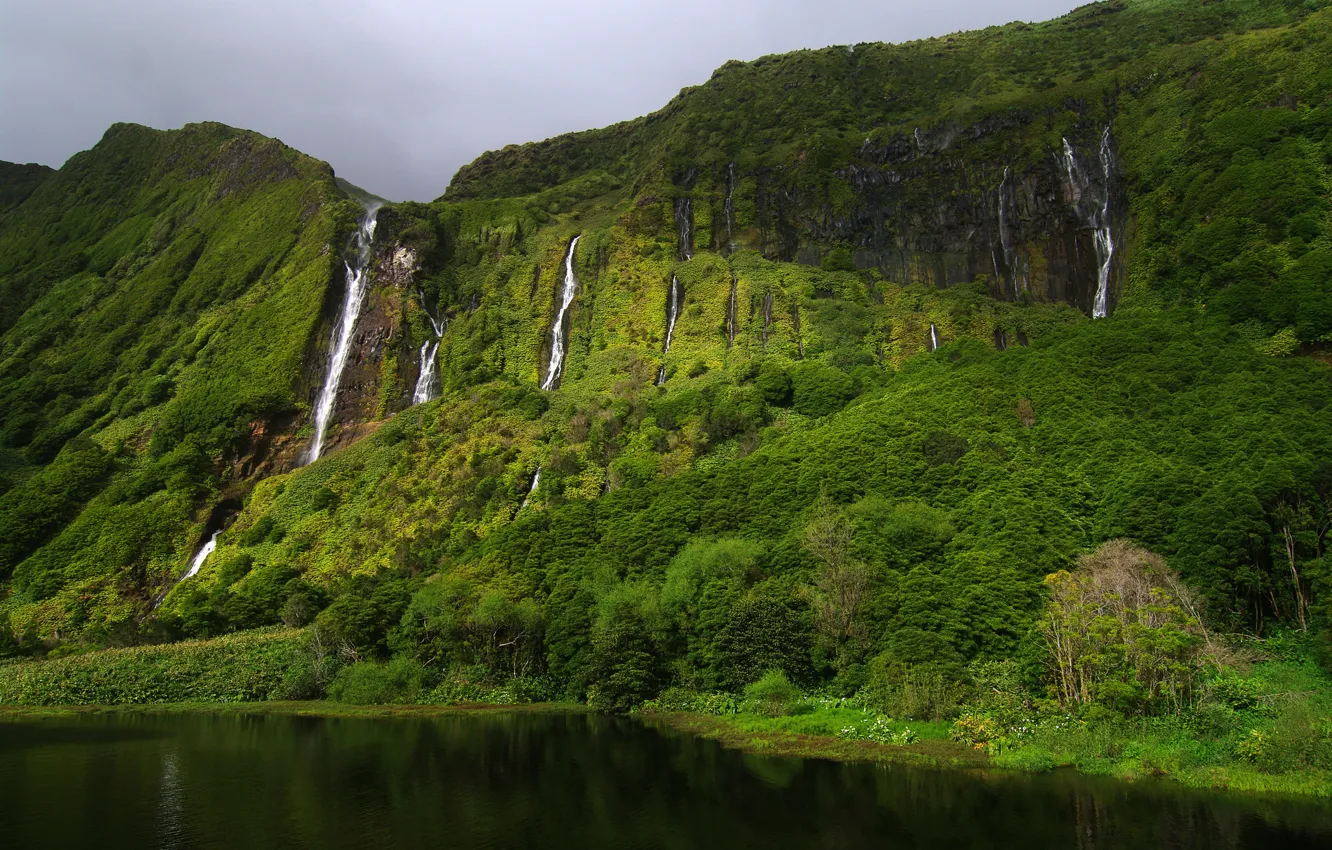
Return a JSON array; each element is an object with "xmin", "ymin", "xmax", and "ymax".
[{"xmin": 0, "ymin": 712, "xmax": 1327, "ymax": 849}]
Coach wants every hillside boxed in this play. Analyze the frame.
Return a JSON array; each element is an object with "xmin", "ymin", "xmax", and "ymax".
[
  {"xmin": 0, "ymin": 0, "xmax": 1329, "ymax": 755},
  {"xmin": 0, "ymin": 122, "xmax": 361, "ymax": 641}
]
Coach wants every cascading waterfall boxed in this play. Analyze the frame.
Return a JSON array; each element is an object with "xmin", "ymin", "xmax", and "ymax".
[
  {"xmin": 657, "ymin": 276, "xmax": 682, "ymax": 385},
  {"xmin": 724, "ymin": 164, "xmax": 736, "ymax": 254},
  {"xmin": 674, "ymin": 198, "xmax": 694, "ymax": 260},
  {"xmin": 1060, "ymin": 138, "xmax": 1081, "ymax": 204},
  {"xmin": 1061, "ymin": 130, "xmax": 1116, "ymax": 319},
  {"xmin": 1091, "ymin": 127, "xmax": 1115, "ymax": 319},
  {"xmin": 151, "ymin": 525, "xmax": 222, "ymax": 610},
  {"xmin": 996, "ymin": 167, "xmax": 1015, "ymax": 294},
  {"xmin": 929, "ymin": 323, "xmax": 941, "ymax": 352},
  {"xmin": 411, "ymin": 314, "xmax": 446, "ymax": 405},
  {"xmin": 308, "ymin": 202, "xmax": 381, "ymax": 464},
  {"xmin": 541, "ymin": 237, "xmax": 581, "ymax": 391},
  {"xmin": 182, "ymin": 532, "xmax": 219, "ymax": 581},
  {"xmin": 521, "ymin": 467, "xmax": 541, "ymax": 510}
]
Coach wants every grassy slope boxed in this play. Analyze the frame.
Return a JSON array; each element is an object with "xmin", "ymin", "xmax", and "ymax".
[{"xmin": 0, "ymin": 122, "xmax": 358, "ymax": 639}]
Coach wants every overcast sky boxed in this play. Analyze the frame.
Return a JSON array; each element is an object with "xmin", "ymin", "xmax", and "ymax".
[{"xmin": 1, "ymin": 0, "xmax": 1082, "ymax": 201}]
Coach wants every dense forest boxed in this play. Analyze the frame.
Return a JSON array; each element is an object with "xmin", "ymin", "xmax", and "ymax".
[{"xmin": 1, "ymin": 0, "xmax": 1331, "ymax": 789}]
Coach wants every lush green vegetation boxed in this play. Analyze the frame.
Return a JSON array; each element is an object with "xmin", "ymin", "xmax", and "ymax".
[
  {"xmin": 1, "ymin": 0, "xmax": 1331, "ymax": 798},
  {"xmin": 0, "ymin": 122, "xmax": 358, "ymax": 640},
  {"xmin": 0, "ymin": 628, "xmax": 315, "ymax": 705}
]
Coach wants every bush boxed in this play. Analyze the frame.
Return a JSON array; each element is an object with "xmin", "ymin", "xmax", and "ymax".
[
  {"xmin": 637, "ymin": 687, "xmax": 739, "ymax": 716},
  {"xmin": 950, "ymin": 713, "xmax": 1005, "ymax": 749},
  {"xmin": 789, "ymin": 362, "xmax": 857, "ymax": 418},
  {"xmin": 858, "ymin": 654, "xmax": 965, "ymax": 721},
  {"xmin": 328, "ymin": 657, "xmax": 429, "ymax": 705},
  {"xmin": 745, "ymin": 669, "xmax": 800, "ymax": 717},
  {"xmin": 422, "ymin": 671, "xmax": 553, "ymax": 705}
]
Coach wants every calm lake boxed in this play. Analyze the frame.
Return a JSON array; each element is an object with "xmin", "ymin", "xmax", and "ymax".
[{"xmin": 0, "ymin": 710, "xmax": 1329, "ymax": 849}]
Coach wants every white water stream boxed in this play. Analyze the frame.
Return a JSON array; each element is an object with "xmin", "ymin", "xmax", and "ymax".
[
  {"xmin": 657, "ymin": 276, "xmax": 682, "ymax": 385},
  {"xmin": 724, "ymin": 163, "xmax": 736, "ymax": 253},
  {"xmin": 411, "ymin": 314, "xmax": 446, "ymax": 405},
  {"xmin": 308, "ymin": 203, "xmax": 381, "ymax": 463},
  {"xmin": 541, "ymin": 237, "xmax": 581, "ymax": 391},
  {"xmin": 1061, "ymin": 130, "xmax": 1116, "ymax": 319},
  {"xmin": 1092, "ymin": 127, "xmax": 1115, "ymax": 319},
  {"xmin": 521, "ymin": 467, "xmax": 541, "ymax": 510},
  {"xmin": 182, "ymin": 532, "xmax": 219, "ymax": 581}
]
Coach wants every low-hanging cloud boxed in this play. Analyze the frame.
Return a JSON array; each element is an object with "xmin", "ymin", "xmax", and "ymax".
[{"xmin": 0, "ymin": 0, "xmax": 1080, "ymax": 201}]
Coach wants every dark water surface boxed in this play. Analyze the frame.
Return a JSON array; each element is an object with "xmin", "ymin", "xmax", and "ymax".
[{"xmin": 0, "ymin": 711, "xmax": 1330, "ymax": 849}]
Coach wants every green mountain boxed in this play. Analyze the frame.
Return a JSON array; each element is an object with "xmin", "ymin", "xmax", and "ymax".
[{"xmin": 0, "ymin": 0, "xmax": 1329, "ymax": 723}]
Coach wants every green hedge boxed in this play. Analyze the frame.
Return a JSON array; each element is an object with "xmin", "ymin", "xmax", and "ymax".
[{"xmin": 0, "ymin": 628, "xmax": 314, "ymax": 705}]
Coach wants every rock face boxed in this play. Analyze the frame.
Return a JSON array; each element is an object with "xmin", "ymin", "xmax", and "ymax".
[
  {"xmin": 299, "ymin": 214, "xmax": 428, "ymax": 460},
  {"xmin": 695, "ymin": 115, "xmax": 1126, "ymax": 317}
]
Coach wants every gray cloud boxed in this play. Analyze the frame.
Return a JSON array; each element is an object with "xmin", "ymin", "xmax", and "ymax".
[{"xmin": 1, "ymin": 0, "xmax": 1080, "ymax": 201}]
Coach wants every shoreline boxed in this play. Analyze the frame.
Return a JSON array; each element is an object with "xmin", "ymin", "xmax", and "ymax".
[
  {"xmin": 638, "ymin": 711, "xmax": 1332, "ymax": 800},
  {"xmin": 638, "ymin": 711, "xmax": 991, "ymax": 771},
  {"xmin": 2, "ymin": 700, "xmax": 1329, "ymax": 799}
]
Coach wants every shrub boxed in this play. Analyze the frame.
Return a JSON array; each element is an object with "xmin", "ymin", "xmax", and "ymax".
[
  {"xmin": 950, "ymin": 713, "xmax": 1005, "ymax": 749},
  {"xmin": 637, "ymin": 687, "xmax": 739, "ymax": 716},
  {"xmin": 328, "ymin": 657, "xmax": 429, "ymax": 705},
  {"xmin": 745, "ymin": 669, "xmax": 800, "ymax": 717},
  {"xmin": 422, "ymin": 671, "xmax": 553, "ymax": 705},
  {"xmin": 858, "ymin": 654, "xmax": 966, "ymax": 721}
]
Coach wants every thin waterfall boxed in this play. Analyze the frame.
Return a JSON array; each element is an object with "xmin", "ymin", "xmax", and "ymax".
[
  {"xmin": 1092, "ymin": 127, "xmax": 1115, "ymax": 319},
  {"xmin": 541, "ymin": 237, "xmax": 581, "ymax": 391},
  {"xmin": 997, "ymin": 167, "xmax": 1013, "ymax": 295},
  {"xmin": 724, "ymin": 163, "xmax": 736, "ymax": 254},
  {"xmin": 674, "ymin": 198, "xmax": 694, "ymax": 260},
  {"xmin": 1062, "ymin": 131, "xmax": 1116, "ymax": 319},
  {"xmin": 308, "ymin": 202, "xmax": 381, "ymax": 464},
  {"xmin": 411, "ymin": 314, "xmax": 446, "ymax": 405},
  {"xmin": 657, "ymin": 276, "xmax": 682, "ymax": 385},
  {"xmin": 929, "ymin": 323, "xmax": 941, "ymax": 352},
  {"xmin": 521, "ymin": 467, "xmax": 541, "ymax": 509},
  {"xmin": 182, "ymin": 531, "xmax": 218, "ymax": 581},
  {"xmin": 151, "ymin": 527, "xmax": 220, "ymax": 610},
  {"xmin": 1060, "ymin": 138, "xmax": 1081, "ymax": 204}
]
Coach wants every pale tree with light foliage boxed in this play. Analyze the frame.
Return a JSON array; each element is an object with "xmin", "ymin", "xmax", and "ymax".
[{"xmin": 1042, "ymin": 539, "xmax": 1224, "ymax": 715}]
